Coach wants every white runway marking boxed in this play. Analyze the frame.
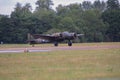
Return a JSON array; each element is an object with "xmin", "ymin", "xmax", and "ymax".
[
  {"xmin": 0, "ymin": 50, "xmax": 23, "ymax": 53},
  {"xmin": 0, "ymin": 49, "xmax": 50, "ymax": 53}
]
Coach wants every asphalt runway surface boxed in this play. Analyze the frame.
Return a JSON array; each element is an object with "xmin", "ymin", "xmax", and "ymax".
[{"xmin": 0, "ymin": 44, "xmax": 120, "ymax": 54}]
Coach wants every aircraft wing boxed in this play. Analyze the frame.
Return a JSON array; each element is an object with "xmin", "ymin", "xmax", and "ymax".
[{"xmin": 31, "ymin": 34, "xmax": 62, "ymax": 41}]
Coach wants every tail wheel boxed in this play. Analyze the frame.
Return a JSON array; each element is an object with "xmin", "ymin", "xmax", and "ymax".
[
  {"xmin": 54, "ymin": 41, "xmax": 58, "ymax": 46},
  {"xmin": 30, "ymin": 41, "xmax": 35, "ymax": 47},
  {"xmin": 68, "ymin": 40, "xmax": 72, "ymax": 46}
]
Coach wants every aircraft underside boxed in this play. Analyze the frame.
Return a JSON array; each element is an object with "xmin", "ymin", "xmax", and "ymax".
[{"xmin": 29, "ymin": 40, "xmax": 72, "ymax": 47}]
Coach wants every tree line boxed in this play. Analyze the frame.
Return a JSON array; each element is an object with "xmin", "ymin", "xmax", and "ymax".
[{"xmin": 0, "ymin": 0, "xmax": 120, "ymax": 43}]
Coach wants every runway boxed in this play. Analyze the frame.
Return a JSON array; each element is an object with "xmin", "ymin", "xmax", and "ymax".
[{"xmin": 0, "ymin": 44, "xmax": 120, "ymax": 54}]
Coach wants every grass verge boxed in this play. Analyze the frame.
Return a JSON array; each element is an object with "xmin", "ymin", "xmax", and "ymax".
[{"xmin": 0, "ymin": 46, "xmax": 120, "ymax": 80}]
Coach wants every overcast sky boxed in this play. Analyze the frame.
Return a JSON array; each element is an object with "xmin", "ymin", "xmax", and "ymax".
[{"xmin": 0, "ymin": 0, "xmax": 107, "ymax": 15}]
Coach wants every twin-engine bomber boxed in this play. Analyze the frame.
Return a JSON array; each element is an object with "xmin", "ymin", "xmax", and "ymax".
[{"xmin": 27, "ymin": 31, "xmax": 84, "ymax": 47}]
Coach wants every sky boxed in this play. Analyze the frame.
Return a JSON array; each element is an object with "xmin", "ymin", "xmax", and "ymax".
[{"xmin": 0, "ymin": 0, "xmax": 107, "ymax": 15}]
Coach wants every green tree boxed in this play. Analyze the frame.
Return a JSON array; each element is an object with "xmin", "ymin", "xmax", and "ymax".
[
  {"xmin": 0, "ymin": 16, "xmax": 14, "ymax": 43},
  {"xmin": 82, "ymin": 10, "xmax": 107, "ymax": 42},
  {"xmin": 56, "ymin": 5, "xmax": 70, "ymax": 17},
  {"xmin": 102, "ymin": 0, "xmax": 120, "ymax": 41},
  {"xmin": 35, "ymin": 0, "xmax": 53, "ymax": 10},
  {"xmin": 10, "ymin": 2, "xmax": 33, "ymax": 43},
  {"xmin": 22, "ymin": 3, "xmax": 32, "ymax": 17},
  {"xmin": 11, "ymin": 3, "xmax": 23, "ymax": 19},
  {"xmin": 58, "ymin": 17, "xmax": 79, "ymax": 32},
  {"xmin": 93, "ymin": 0, "xmax": 106, "ymax": 12},
  {"xmin": 1, "ymin": 0, "xmax": 117, "ymax": 43},
  {"xmin": 82, "ymin": 1, "xmax": 93, "ymax": 10},
  {"xmin": 33, "ymin": 0, "xmax": 56, "ymax": 34},
  {"xmin": 107, "ymin": 0, "xmax": 120, "ymax": 10}
]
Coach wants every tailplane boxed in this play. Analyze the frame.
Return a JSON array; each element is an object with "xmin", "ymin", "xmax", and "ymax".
[
  {"xmin": 27, "ymin": 33, "xmax": 35, "ymax": 47},
  {"xmin": 27, "ymin": 33, "xmax": 34, "ymax": 41}
]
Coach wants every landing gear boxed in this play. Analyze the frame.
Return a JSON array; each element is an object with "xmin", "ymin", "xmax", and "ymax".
[
  {"xmin": 54, "ymin": 41, "xmax": 58, "ymax": 46},
  {"xmin": 32, "ymin": 44, "xmax": 35, "ymax": 47},
  {"xmin": 68, "ymin": 40, "xmax": 72, "ymax": 46},
  {"xmin": 54, "ymin": 41, "xmax": 72, "ymax": 46},
  {"xmin": 30, "ymin": 41, "xmax": 35, "ymax": 47}
]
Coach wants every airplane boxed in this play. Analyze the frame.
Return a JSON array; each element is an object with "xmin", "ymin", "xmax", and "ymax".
[{"xmin": 27, "ymin": 31, "xmax": 84, "ymax": 47}]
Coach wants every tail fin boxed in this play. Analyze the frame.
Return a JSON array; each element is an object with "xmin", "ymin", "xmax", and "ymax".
[
  {"xmin": 27, "ymin": 33, "xmax": 34, "ymax": 41},
  {"xmin": 27, "ymin": 33, "xmax": 35, "ymax": 47}
]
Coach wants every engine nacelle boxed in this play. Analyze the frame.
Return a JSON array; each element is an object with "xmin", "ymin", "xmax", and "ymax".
[{"xmin": 60, "ymin": 32, "xmax": 77, "ymax": 39}]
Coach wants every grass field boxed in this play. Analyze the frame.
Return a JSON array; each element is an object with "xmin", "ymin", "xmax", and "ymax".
[{"xmin": 0, "ymin": 43, "xmax": 120, "ymax": 80}]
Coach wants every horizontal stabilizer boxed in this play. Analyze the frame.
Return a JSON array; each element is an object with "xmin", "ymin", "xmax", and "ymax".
[{"xmin": 77, "ymin": 34, "xmax": 84, "ymax": 36}]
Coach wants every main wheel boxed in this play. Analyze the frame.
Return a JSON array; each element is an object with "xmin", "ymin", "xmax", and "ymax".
[
  {"xmin": 68, "ymin": 40, "xmax": 72, "ymax": 46},
  {"xmin": 54, "ymin": 42, "xmax": 58, "ymax": 46}
]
